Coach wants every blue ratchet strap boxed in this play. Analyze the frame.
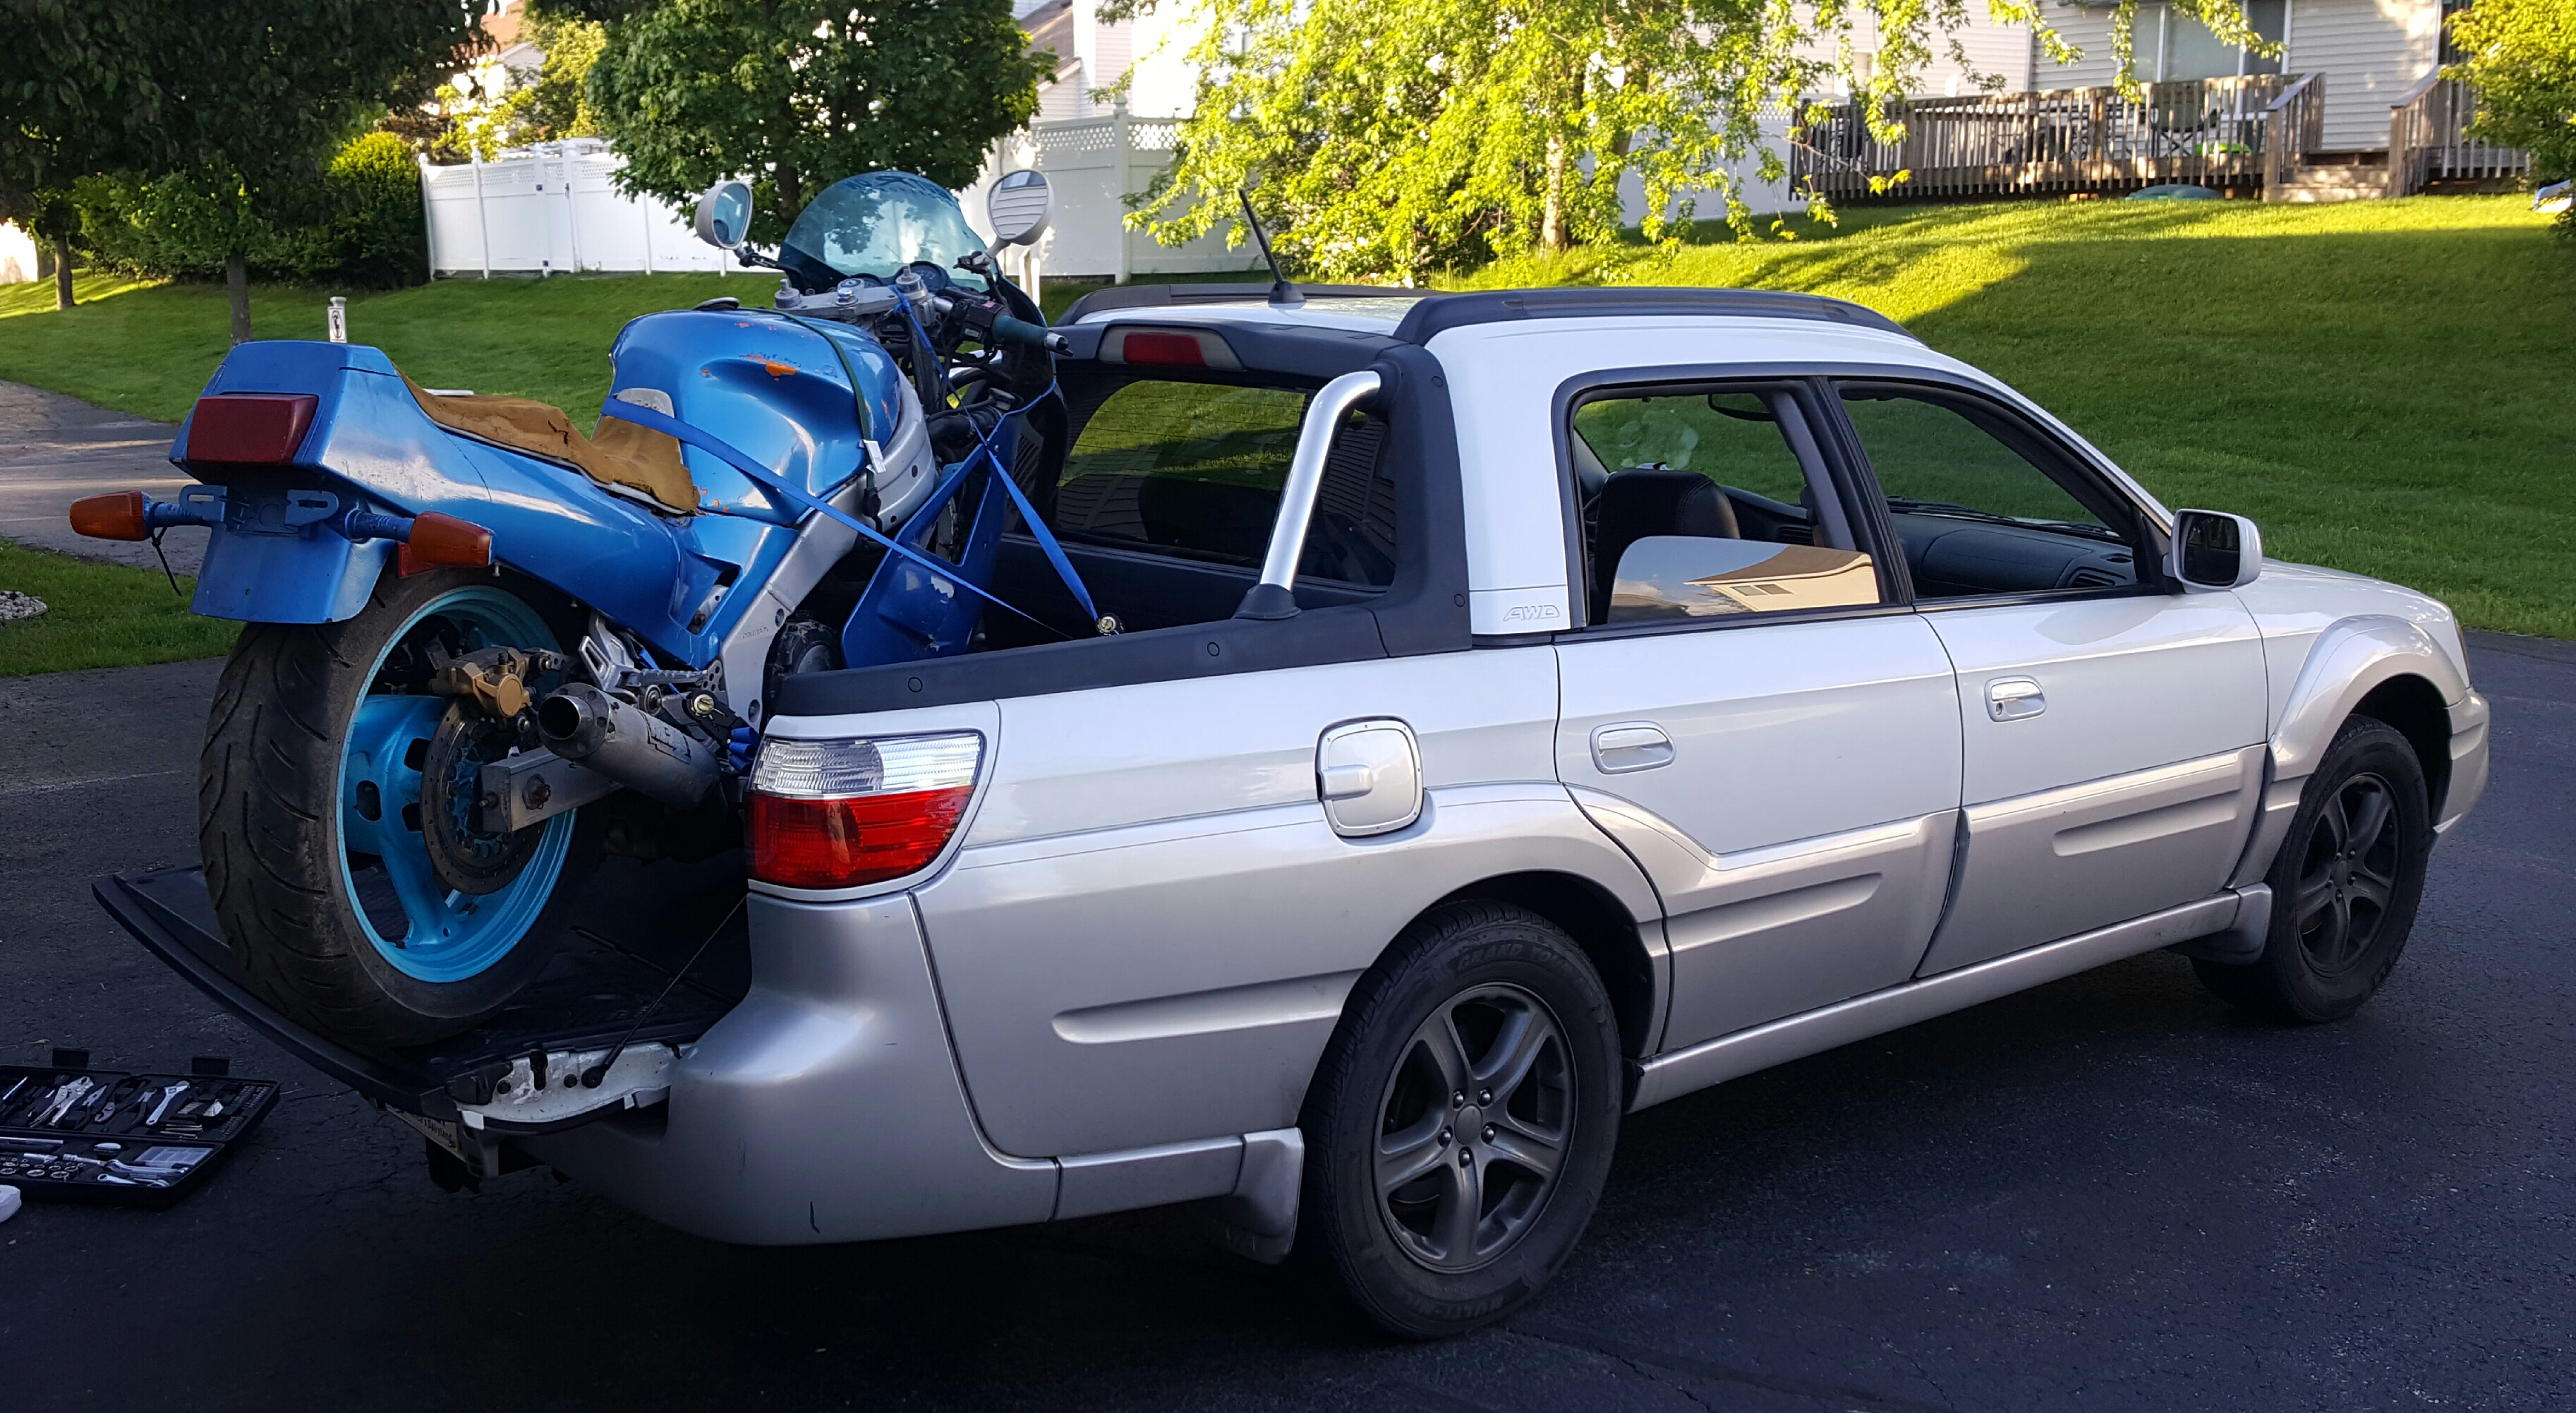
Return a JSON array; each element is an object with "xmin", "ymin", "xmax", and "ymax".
[
  {"xmin": 892, "ymin": 300, "xmax": 1098, "ymax": 623},
  {"xmin": 955, "ymin": 396, "xmax": 1099, "ymax": 625},
  {"xmin": 596, "ymin": 398, "xmax": 1096, "ymax": 629}
]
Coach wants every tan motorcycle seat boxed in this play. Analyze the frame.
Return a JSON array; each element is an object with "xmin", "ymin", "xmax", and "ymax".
[{"xmin": 402, "ymin": 373, "xmax": 697, "ymax": 516}]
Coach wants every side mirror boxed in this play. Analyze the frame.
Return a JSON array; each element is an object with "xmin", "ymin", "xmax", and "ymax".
[
  {"xmin": 985, "ymin": 169, "xmax": 1053, "ymax": 249},
  {"xmin": 2168, "ymin": 509, "xmax": 2263, "ymax": 590},
  {"xmin": 693, "ymin": 180, "xmax": 754, "ymax": 250}
]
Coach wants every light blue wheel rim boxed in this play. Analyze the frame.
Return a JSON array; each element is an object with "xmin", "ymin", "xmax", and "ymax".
[{"xmin": 334, "ymin": 586, "xmax": 576, "ymax": 984}]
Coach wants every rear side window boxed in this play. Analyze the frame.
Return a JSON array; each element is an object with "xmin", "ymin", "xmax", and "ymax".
[
  {"xmin": 1572, "ymin": 391, "xmax": 1810, "ymax": 507},
  {"xmin": 1566, "ymin": 384, "xmax": 1880, "ymax": 627},
  {"xmin": 1055, "ymin": 378, "xmax": 1397, "ymax": 587}
]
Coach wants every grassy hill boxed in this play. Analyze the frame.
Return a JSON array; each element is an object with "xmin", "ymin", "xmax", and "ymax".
[{"xmin": 1, "ymin": 193, "xmax": 2570, "ymax": 649}]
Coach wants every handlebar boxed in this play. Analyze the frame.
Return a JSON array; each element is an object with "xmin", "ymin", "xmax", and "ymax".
[{"xmin": 990, "ymin": 315, "xmax": 1069, "ymax": 354}]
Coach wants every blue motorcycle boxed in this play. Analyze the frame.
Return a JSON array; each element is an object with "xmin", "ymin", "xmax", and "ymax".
[{"xmin": 72, "ymin": 169, "xmax": 1089, "ymax": 1047}]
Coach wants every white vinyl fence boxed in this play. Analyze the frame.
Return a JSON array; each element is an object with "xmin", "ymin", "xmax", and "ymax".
[
  {"xmin": 960, "ymin": 109, "xmax": 1265, "ymax": 282},
  {"xmin": 420, "ymin": 121, "xmax": 1791, "ymax": 287},
  {"xmin": 420, "ymin": 140, "xmax": 734, "ymax": 278}
]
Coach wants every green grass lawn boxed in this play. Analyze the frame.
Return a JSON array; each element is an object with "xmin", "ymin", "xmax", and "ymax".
[
  {"xmin": 0, "ymin": 539, "xmax": 237, "ymax": 677},
  {"xmin": 0, "ymin": 193, "xmax": 2568, "ymax": 677},
  {"xmin": 1467, "ymin": 196, "xmax": 2575, "ymax": 638}
]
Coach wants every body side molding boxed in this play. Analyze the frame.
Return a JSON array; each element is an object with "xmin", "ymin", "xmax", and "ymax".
[{"xmin": 1628, "ymin": 888, "xmax": 2262, "ymax": 1111}]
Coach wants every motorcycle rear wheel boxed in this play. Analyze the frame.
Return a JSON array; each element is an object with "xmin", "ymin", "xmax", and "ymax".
[{"xmin": 200, "ymin": 567, "xmax": 603, "ymax": 1050}]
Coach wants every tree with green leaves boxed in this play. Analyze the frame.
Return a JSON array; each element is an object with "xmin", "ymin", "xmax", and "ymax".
[
  {"xmin": 0, "ymin": 0, "xmax": 478, "ymax": 338},
  {"xmin": 584, "ymin": 0, "xmax": 1051, "ymax": 243},
  {"xmin": 2447, "ymin": 0, "xmax": 2575, "ymax": 234},
  {"xmin": 1125, "ymin": 0, "xmax": 2259, "ymax": 281},
  {"xmin": 0, "ymin": 1, "xmax": 167, "ymax": 309}
]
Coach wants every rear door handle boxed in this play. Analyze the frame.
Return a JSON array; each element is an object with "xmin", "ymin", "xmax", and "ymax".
[
  {"xmin": 1986, "ymin": 676, "xmax": 2045, "ymax": 721},
  {"xmin": 1591, "ymin": 723, "xmax": 1674, "ymax": 774}
]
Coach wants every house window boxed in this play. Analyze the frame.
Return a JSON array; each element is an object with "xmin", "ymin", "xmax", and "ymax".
[{"xmin": 2149, "ymin": 0, "xmax": 2290, "ymax": 80}]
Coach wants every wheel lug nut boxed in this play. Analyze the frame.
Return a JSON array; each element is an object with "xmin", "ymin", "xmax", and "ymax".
[
  {"xmin": 1477, "ymin": 1089, "xmax": 1492, "ymax": 1105},
  {"xmin": 1482, "ymin": 1124, "xmax": 1496, "ymax": 1141},
  {"xmin": 1458, "ymin": 1150, "xmax": 1473, "ymax": 1167},
  {"xmin": 1453, "ymin": 1091, "xmax": 1464, "ymax": 1108},
  {"xmin": 1438, "ymin": 1128, "xmax": 1451, "ymax": 1146}
]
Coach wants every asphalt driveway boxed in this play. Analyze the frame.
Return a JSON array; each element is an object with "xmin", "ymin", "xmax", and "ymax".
[
  {"xmin": 0, "ymin": 380, "xmax": 200, "ymax": 575},
  {"xmin": 1, "ymin": 634, "xmax": 2570, "ymax": 1412}
]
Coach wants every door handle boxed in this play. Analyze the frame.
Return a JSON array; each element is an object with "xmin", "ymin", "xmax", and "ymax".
[
  {"xmin": 1591, "ymin": 723, "xmax": 1674, "ymax": 774},
  {"xmin": 1986, "ymin": 676, "xmax": 2045, "ymax": 721}
]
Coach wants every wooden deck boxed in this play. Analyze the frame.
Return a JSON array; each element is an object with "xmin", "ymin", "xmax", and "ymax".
[
  {"xmin": 1789, "ymin": 75, "xmax": 2319, "ymax": 201},
  {"xmin": 1791, "ymin": 73, "xmax": 2528, "ymax": 204}
]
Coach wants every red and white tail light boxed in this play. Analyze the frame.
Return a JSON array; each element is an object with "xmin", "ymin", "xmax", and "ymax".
[{"xmin": 747, "ymin": 731, "xmax": 984, "ymax": 889}]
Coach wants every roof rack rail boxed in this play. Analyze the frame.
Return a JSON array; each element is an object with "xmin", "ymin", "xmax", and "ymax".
[
  {"xmin": 1390, "ymin": 287, "xmax": 1916, "ymax": 344},
  {"xmin": 1060, "ymin": 282, "xmax": 1422, "ymax": 323},
  {"xmin": 1058, "ymin": 282, "xmax": 1917, "ymax": 345}
]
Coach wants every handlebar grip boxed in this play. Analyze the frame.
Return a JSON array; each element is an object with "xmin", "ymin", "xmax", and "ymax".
[{"xmin": 991, "ymin": 315, "xmax": 1068, "ymax": 354}]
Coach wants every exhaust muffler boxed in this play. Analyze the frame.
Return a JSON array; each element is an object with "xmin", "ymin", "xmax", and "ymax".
[{"xmin": 537, "ymin": 684, "xmax": 720, "ymax": 809}]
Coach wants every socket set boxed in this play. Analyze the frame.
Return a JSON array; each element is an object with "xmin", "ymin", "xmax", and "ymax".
[{"xmin": 0, "ymin": 1050, "xmax": 274, "ymax": 1206}]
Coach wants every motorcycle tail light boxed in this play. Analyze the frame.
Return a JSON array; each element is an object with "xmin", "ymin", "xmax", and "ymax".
[
  {"xmin": 748, "ymin": 731, "xmax": 983, "ymax": 889},
  {"xmin": 69, "ymin": 491, "xmax": 150, "ymax": 541},
  {"xmin": 399, "ymin": 511, "xmax": 494, "ymax": 572},
  {"xmin": 185, "ymin": 393, "xmax": 318, "ymax": 464}
]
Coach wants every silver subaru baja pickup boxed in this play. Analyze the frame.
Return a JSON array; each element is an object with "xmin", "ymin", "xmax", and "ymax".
[{"xmin": 105, "ymin": 285, "xmax": 2489, "ymax": 1337}]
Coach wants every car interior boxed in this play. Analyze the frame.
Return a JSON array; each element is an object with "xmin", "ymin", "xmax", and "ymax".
[
  {"xmin": 819, "ymin": 368, "xmax": 1401, "ymax": 653},
  {"xmin": 1568, "ymin": 382, "xmax": 2151, "ymax": 624}
]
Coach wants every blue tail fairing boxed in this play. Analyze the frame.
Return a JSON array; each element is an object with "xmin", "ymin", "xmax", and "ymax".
[{"xmin": 178, "ymin": 317, "xmax": 905, "ymax": 668}]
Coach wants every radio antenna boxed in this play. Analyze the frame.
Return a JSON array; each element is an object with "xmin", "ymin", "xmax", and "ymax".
[{"xmin": 1238, "ymin": 190, "xmax": 1301, "ymax": 307}]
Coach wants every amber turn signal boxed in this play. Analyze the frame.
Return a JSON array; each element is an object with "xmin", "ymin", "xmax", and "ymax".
[
  {"xmin": 68, "ymin": 491, "xmax": 150, "ymax": 541},
  {"xmin": 399, "ymin": 511, "xmax": 494, "ymax": 575}
]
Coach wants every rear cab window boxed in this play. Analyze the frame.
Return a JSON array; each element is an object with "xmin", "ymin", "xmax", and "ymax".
[{"xmin": 1055, "ymin": 376, "xmax": 1397, "ymax": 588}]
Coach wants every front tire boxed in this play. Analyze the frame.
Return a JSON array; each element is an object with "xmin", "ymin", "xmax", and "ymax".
[
  {"xmin": 2194, "ymin": 716, "xmax": 2433, "ymax": 1023},
  {"xmin": 1300, "ymin": 902, "xmax": 1623, "ymax": 1338},
  {"xmin": 200, "ymin": 568, "xmax": 601, "ymax": 1050}
]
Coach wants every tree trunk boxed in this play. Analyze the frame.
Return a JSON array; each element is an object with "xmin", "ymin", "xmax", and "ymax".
[
  {"xmin": 53, "ymin": 236, "xmax": 73, "ymax": 311},
  {"xmin": 226, "ymin": 252, "xmax": 251, "ymax": 345},
  {"xmin": 1541, "ymin": 133, "xmax": 1569, "ymax": 251},
  {"xmin": 774, "ymin": 163, "xmax": 802, "ymax": 233}
]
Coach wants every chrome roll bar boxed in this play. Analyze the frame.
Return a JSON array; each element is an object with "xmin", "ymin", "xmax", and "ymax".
[{"xmin": 1238, "ymin": 370, "xmax": 1381, "ymax": 620}]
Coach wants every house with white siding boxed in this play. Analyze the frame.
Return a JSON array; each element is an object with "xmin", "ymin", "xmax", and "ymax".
[{"xmin": 1010, "ymin": 0, "xmax": 2520, "ymax": 231}]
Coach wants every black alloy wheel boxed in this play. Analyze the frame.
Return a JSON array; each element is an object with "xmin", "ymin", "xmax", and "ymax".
[
  {"xmin": 1302, "ymin": 901, "xmax": 1622, "ymax": 1338},
  {"xmin": 2195, "ymin": 716, "xmax": 2431, "ymax": 1023},
  {"xmin": 2290, "ymin": 770, "xmax": 2404, "ymax": 976},
  {"xmin": 1374, "ymin": 982, "xmax": 1574, "ymax": 1273}
]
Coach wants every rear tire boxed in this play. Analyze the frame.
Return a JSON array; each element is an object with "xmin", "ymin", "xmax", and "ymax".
[
  {"xmin": 2194, "ymin": 716, "xmax": 2431, "ymax": 1023},
  {"xmin": 1300, "ymin": 902, "xmax": 1622, "ymax": 1337},
  {"xmin": 200, "ymin": 567, "xmax": 601, "ymax": 1050}
]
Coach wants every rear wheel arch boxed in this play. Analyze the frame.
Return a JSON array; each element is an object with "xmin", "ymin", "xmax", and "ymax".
[{"xmin": 1422, "ymin": 871, "xmax": 1659, "ymax": 1062}]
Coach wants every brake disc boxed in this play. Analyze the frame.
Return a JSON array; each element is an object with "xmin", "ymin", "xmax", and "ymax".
[{"xmin": 419, "ymin": 702, "xmax": 543, "ymax": 896}]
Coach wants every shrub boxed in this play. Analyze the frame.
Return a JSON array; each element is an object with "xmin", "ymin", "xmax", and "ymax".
[{"xmin": 73, "ymin": 131, "xmax": 429, "ymax": 285}]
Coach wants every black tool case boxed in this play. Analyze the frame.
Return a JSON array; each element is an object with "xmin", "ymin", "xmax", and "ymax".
[
  {"xmin": 92, "ymin": 860, "xmax": 750, "ymax": 1174},
  {"xmin": 0, "ymin": 1051, "xmax": 277, "ymax": 1207}
]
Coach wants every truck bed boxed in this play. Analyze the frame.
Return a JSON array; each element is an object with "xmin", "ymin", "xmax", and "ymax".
[{"xmin": 95, "ymin": 858, "xmax": 750, "ymax": 1123}]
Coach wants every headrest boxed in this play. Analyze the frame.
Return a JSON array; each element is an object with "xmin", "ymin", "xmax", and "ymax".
[{"xmin": 1597, "ymin": 469, "xmax": 1737, "ymax": 543}]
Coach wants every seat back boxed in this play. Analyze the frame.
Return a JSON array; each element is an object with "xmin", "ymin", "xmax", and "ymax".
[{"xmin": 1592, "ymin": 469, "xmax": 1739, "ymax": 622}]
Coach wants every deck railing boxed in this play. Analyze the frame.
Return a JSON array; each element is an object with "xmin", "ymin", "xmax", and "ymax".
[
  {"xmin": 2389, "ymin": 74, "xmax": 2527, "ymax": 196},
  {"xmin": 1791, "ymin": 74, "xmax": 2305, "ymax": 200},
  {"xmin": 2260, "ymin": 73, "xmax": 2326, "ymax": 195}
]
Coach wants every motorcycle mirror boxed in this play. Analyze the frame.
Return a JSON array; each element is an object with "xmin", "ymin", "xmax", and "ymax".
[
  {"xmin": 986, "ymin": 169, "xmax": 1053, "ymax": 249},
  {"xmin": 694, "ymin": 180, "xmax": 755, "ymax": 250}
]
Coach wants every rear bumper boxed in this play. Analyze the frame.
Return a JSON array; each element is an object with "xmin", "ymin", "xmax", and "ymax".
[{"xmin": 523, "ymin": 894, "xmax": 1060, "ymax": 1244}]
